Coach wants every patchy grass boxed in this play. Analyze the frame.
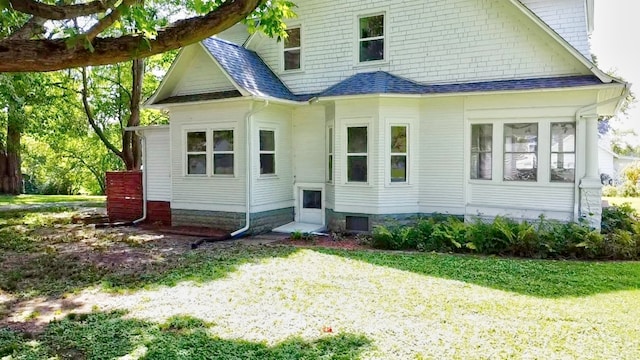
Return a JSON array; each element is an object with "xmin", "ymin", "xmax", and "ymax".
[
  {"xmin": 0, "ymin": 194, "xmax": 105, "ymax": 206},
  {"xmin": 1, "ymin": 208, "xmax": 640, "ymax": 358},
  {"xmin": 604, "ymin": 196, "xmax": 640, "ymax": 212}
]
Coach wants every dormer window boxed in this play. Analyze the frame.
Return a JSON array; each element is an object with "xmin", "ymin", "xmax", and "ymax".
[
  {"xmin": 359, "ymin": 14, "xmax": 385, "ymax": 62},
  {"xmin": 283, "ymin": 26, "xmax": 301, "ymax": 71}
]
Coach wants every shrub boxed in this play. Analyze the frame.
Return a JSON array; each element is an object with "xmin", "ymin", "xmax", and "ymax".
[
  {"xmin": 602, "ymin": 203, "xmax": 639, "ymax": 234},
  {"xmin": 602, "ymin": 185, "xmax": 618, "ymax": 197},
  {"xmin": 371, "ymin": 224, "xmax": 419, "ymax": 250}
]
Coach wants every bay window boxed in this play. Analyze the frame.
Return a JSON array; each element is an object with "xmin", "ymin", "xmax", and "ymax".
[
  {"xmin": 347, "ymin": 126, "xmax": 368, "ymax": 182},
  {"xmin": 212, "ymin": 130, "xmax": 234, "ymax": 175},
  {"xmin": 390, "ymin": 126, "xmax": 408, "ymax": 183},
  {"xmin": 186, "ymin": 131, "xmax": 207, "ymax": 175}
]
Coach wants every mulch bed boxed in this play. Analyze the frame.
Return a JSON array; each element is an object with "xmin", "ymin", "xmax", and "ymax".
[{"xmin": 276, "ymin": 234, "xmax": 370, "ymax": 250}]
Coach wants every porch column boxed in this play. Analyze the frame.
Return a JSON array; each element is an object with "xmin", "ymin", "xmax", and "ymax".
[{"xmin": 579, "ymin": 114, "xmax": 602, "ymax": 229}]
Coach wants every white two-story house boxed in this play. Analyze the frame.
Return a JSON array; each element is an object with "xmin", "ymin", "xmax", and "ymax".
[{"xmin": 136, "ymin": 0, "xmax": 629, "ymax": 235}]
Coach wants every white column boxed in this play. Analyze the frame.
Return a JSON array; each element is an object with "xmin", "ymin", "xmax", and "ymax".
[{"xmin": 579, "ymin": 114, "xmax": 602, "ymax": 229}]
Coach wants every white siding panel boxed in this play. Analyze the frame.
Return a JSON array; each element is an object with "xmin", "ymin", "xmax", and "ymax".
[
  {"xmin": 376, "ymin": 99, "xmax": 421, "ymax": 213},
  {"xmin": 419, "ymin": 98, "xmax": 466, "ymax": 213},
  {"xmin": 169, "ymin": 101, "xmax": 250, "ymax": 210},
  {"xmin": 251, "ymin": 106, "xmax": 294, "ymax": 210},
  {"xmin": 521, "ymin": 0, "xmax": 591, "ymax": 58},
  {"xmin": 216, "ymin": 23, "xmax": 250, "ymax": 45},
  {"xmin": 333, "ymin": 99, "xmax": 380, "ymax": 213},
  {"xmin": 598, "ymin": 147, "xmax": 615, "ymax": 177},
  {"xmin": 144, "ymin": 128, "xmax": 171, "ymax": 201},
  {"xmin": 172, "ymin": 46, "xmax": 236, "ymax": 97},
  {"xmin": 251, "ymin": 0, "xmax": 588, "ymax": 95},
  {"xmin": 292, "ymin": 106, "xmax": 326, "ymax": 184},
  {"xmin": 469, "ymin": 183, "xmax": 574, "ymax": 212}
]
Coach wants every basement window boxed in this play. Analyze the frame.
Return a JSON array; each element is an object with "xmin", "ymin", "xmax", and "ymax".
[{"xmin": 346, "ymin": 216, "xmax": 370, "ymax": 233}]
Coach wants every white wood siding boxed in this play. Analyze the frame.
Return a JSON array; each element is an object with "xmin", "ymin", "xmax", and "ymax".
[
  {"xmin": 172, "ymin": 46, "xmax": 236, "ymax": 97},
  {"xmin": 251, "ymin": 105, "xmax": 294, "ymax": 212},
  {"xmin": 216, "ymin": 23, "xmax": 250, "ymax": 45},
  {"xmin": 169, "ymin": 101, "xmax": 250, "ymax": 211},
  {"xmin": 463, "ymin": 90, "xmax": 599, "ymax": 221},
  {"xmin": 292, "ymin": 106, "xmax": 326, "ymax": 184},
  {"xmin": 521, "ymin": 0, "xmax": 591, "ymax": 58},
  {"xmin": 144, "ymin": 128, "xmax": 171, "ymax": 202},
  {"xmin": 251, "ymin": 0, "xmax": 589, "ymax": 95},
  {"xmin": 598, "ymin": 147, "xmax": 615, "ymax": 177},
  {"xmin": 419, "ymin": 98, "xmax": 466, "ymax": 214},
  {"xmin": 332, "ymin": 99, "xmax": 380, "ymax": 213},
  {"xmin": 377, "ymin": 99, "xmax": 421, "ymax": 213}
]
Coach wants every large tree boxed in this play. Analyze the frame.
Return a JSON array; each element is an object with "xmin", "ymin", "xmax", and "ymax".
[{"xmin": 0, "ymin": 0, "xmax": 295, "ymax": 72}]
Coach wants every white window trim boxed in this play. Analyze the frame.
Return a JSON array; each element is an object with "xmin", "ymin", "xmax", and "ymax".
[
  {"xmin": 470, "ymin": 123, "xmax": 493, "ymax": 181},
  {"xmin": 184, "ymin": 129, "xmax": 208, "ymax": 177},
  {"xmin": 550, "ymin": 122, "xmax": 576, "ymax": 183},
  {"xmin": 212, "ymin": 129, "xmax": 236, "ymax": 177},
  {"xmin": 281, "ymin": 24, "xmax": 303, "ymax": 73},
  {"xmin": 503, "ymin": 122, "xmax": 539, "ymax": 182},
  {"xmin": 465, "ymin": 118, "xmax": 572, "ymax": 188},
  {"xmin": 259, "ymin": 128, "xmax": 277, "ymax": 177},
  {"xmin": 345, "ymin": 124, "xmax": 369, "ymax": 185},
  {"xmin": 327, "ymin": 125, "xmax": 334, "ymax": 183},
  {"xmin": 387, "ymin": 123, "xmax": 410, "ymax": 185},
  {"xmin": 355, "ymin": 10, "xmax": 389, "ymax": 66}
]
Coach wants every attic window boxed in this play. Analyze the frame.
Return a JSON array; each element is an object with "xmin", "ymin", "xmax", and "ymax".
[
  {"xmin": 359, "ymin": 14, "xmax": 385, "ymax": 62},
  {"xmin": 284, "ymin": 27, "xmax": 301, "ymax": 71}
]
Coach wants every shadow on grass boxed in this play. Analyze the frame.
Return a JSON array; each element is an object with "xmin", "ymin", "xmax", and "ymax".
[
  {"xmin": 0, "ymin": 246, "xmax": 299, "ymax": 299},
  {"xmin": 316, "ymin": 249, "xmax": 640, "ymax": 298},
  {"xmin": 1, "ymin": 311, "xmax": 371, "ymax": 360}
]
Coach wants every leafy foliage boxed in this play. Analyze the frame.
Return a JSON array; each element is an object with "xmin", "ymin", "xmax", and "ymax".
[{"xmin": 372, "ymin": 211, "xmax": 640, "ymax": 260}]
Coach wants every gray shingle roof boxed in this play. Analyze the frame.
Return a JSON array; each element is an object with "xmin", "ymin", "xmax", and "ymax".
[
  {"xmin": 319, "ymin": 71, "xmax": 604, "ymax": 97},
  {"xmin": 200, "ymin": 38, "xmax": 605, "ymax": 103},
  {"xmin": 201, "ymin": 37, "xmax": 304, "ymax": 101}
]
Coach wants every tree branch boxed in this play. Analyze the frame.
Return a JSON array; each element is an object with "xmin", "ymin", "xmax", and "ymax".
[
  {"xmin": 81, "ymin": 67, "xmax": 123, "ymax": 159},
  {"xmin": 83, "ymin": 0, "xmax": 138, "ymax": 43},
  {"xmin": 8, "ymin": 0, "xmax": 119, "ymax": 20},
  {"xmin": 8, "ymin": 16, "xmax": 47, "ymax": 40},
  {"xmin": 0, "ymin": 0, "xmax": 262, "ymax": 72}
]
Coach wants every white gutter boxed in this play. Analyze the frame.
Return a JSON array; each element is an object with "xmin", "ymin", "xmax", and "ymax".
[
  {"xmin": 230, "ymin": 100, "xmax": 270, "ymax": 237},
  {"xmin": 133, "ymin": 130, "xmax": 148, "ymax": 225},
  {"xmin": 572, "ymin": 83, "xmax": 631, "ymax": 221}
]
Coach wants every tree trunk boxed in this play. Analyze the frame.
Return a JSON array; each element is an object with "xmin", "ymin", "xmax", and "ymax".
[
  {"xmin": 0, "ymin": 103, "xmax": 23, "ymax": 194},
  {"xmin": 122, "ymin": 58, "xmax": 144, "ymax": 170}
]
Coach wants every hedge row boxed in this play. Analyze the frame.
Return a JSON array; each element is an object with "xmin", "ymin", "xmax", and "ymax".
[{"xmin": 371, "ymin": 204, "xmax": 640, "ymax": 260}]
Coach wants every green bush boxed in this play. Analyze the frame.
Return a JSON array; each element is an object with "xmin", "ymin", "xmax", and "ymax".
[
  {"xmin": 602, "ymin": 185, "xmax": 618, "ymax": 197},
  {"xmin": 370, "ymin": 211, "xmax": 640, "ymax": 260}
]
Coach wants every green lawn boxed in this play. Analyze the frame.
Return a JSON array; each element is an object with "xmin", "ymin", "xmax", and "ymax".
[
  {"xmin": 1, "ymin": 209, "xmax": 640, "ymax": 359},
  {"xmin": 604, "ymin": 196, "xmax": 640, "ymax": 212},
  {"xmin": 0, "ymin": 194, "xmax": 105, "ymax": 206}
]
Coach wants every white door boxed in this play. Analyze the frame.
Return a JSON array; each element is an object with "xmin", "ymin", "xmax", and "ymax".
[{"xmin": 299, "ymin": 189, "xmax": 323, "ymax": 224}]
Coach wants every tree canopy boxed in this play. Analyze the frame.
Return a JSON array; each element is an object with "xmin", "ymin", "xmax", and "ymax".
[{"xmin": 0, "ymin": 0, "xmax": 295, "ymax": 72}]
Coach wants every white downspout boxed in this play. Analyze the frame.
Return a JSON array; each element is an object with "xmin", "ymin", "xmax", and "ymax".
[
  {"xmin": 133, "ymin": 130, "xmax": 148, "ymax": 225},
  {"xmin": 231, "ymin": 100, "xmax": 270, "ymax": 237},
  {"xmin": 573, "ymin": 84, "xmax": 630, "ymax": 221}
]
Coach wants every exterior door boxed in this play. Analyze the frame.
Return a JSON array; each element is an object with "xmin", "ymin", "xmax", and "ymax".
[{"xmin": 299, "ymin": 189, "xmax": 323, "ymax": 224}]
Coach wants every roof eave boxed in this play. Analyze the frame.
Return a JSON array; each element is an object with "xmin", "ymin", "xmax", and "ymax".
[{"xmin": 314, "ymin": 82, "xmax": 624, "ymax": 102}]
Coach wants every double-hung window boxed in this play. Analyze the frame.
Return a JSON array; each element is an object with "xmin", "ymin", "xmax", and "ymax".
[
  {"xmin": 186, "ymin": 131, "xmax": 207, "ymax": 175},
  {"xmin": 347, "ymin": 126, "xmax": 368, "ymax": 182},
  {"xmin": 390, "ymin": 126, "xmax": 408, "ymax": 183},
  {"xmin": 550, "ymin": 123, "xmax": 576, "ymax": 183},
  {"xmin": 212, "ymin": 130, "xmax": 234, "ymax": 175},
  {"xmin": 470, "ymin": 124, "xmax": 493, "ymax": 180},
  {"xmin": 260, "ymin": 130, "xmax": 276, "ymax": 175},
  {"xmin": 283, "ymin": 27, "xmax": 301, "ymax": 71},
  {"xmin": 504, "ymin": 123, "xmax": 538, "ymax": 181},
  {"xmin": 327, "ymin": 127, "xmax": 333, "ymax": 182},
  {"xmin": 359, "ymin": 14, "xmax": 385, "ymax": 62}
]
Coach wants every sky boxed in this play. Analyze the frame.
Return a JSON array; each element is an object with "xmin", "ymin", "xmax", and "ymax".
[{"xmin": 591, "ymin": 0, "xmax": 640, "ymax": 140}]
